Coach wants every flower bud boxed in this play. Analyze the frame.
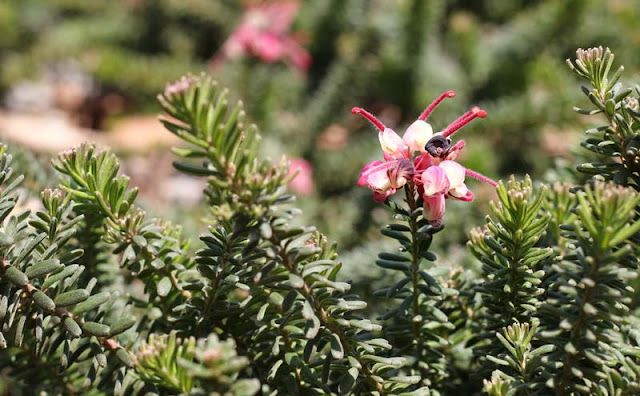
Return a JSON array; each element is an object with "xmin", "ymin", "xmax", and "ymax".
[
  {"xmin": 379, "ymin": 128, "xmax": 408, "ymax": 160},
  {"xmin": 403, "ymin": 120, "xmax": 433, "ymax": 153}
]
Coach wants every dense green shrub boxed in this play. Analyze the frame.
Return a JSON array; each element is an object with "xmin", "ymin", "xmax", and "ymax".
[{"xmin": 1, "ymin": 47, "xmax": 640, "ymax": 395}]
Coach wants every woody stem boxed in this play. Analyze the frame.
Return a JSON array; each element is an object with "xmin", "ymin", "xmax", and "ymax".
[{"xmin": 406, "ymin": 182, "xmax": 426, "ymax": 376}]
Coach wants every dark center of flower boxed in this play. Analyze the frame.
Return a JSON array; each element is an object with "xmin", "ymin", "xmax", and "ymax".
[{"xmin": 425, "ymin": 135, "xmax": 452, "ymax": 157}]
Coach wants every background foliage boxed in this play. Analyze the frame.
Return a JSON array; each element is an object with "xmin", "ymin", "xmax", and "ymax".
[
  {"xmin": 1, "ymin": 1, "xmax": 640, "ymax": 395},
  {"xmin": 2, "ymin": 0, "xmax": 640, "ymax": 243},
  {"xmin": 4, "ymin": 0, "xmax": 640, "ymax": 304}
]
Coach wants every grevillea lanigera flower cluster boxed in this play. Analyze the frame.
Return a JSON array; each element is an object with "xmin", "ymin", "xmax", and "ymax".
[{"xmin": 355, "ymin": 91, "xmax": 497, "ymax": 226}]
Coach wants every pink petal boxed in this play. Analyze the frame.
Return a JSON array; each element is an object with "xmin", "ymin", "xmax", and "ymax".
[
  {"xmin": 373, "ymin": 189, "xmax": 395, "ymax": 203},
  {"xmin": 414, "ymin": 153, "xmax": 435, "ymax": 173},
  {"xmin": 445, "ymin": 140, "xmax": 465, "ymax": 160},
  {"xmin": 448, "ymin": 183, "xmax": 470, "ymax": 199},
  {"xmin": 358, "ymin": 160, "xmax": 386, "ymax": 186},
  {"xmin": 219, "ymin": 24, "xmax": 257, "ymax": 58},
  {"xmin": 423, "ymin": 194, "xmax": 446, "ymax": 226},
  {"xmin": 421, "ymin": 166, "xmax": 450, "ymax": 197},
  {"xmin": 282, "ymin": 36, "xmax": 311, "ymax": 71},
  {"xmin": 214, "ymin": 1, "xmax": 306, "ymax": 72},
  {"xmin": 253, "ymin": 33, "xmax": 285, "ymax": 62},
  {"xmin": 287, "ymin": 158, "xmax": 314, "ymax": 196},
  {"xmin": 387, "ymin": 159, "xmax": 413, "ymax": 189},
  {"xmin": 367, "ymin": 169, "xmax": 392, "ymax": 191}
]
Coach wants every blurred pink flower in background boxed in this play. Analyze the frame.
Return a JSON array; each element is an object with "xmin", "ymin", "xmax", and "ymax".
[
  {"xmin": 287, "ymin": 158, "xmax": 315, "ymax": 196},
  {"xmin": 213, "ymin": 0, "xmax": 311, "ymax": 72}
]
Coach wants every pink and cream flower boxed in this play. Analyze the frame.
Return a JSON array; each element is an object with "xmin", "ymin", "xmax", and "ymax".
[
  {"xmin": 358, "ymin": 159, "xmax": 413, "ymax": 202},
  {"xmin": 354, "ymin": 91, "xmax": 497, "ymax": 226}
]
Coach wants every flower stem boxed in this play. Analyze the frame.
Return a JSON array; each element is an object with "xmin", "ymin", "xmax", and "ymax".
[
  {"xmin": 557, "ymin": 256, "xmax": 600, "ymax": 395},
  {"xmin": 406, "ymin": 182, "xmax": 426, "ymax": 375}
]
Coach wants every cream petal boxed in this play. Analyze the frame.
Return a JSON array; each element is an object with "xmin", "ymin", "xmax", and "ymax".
[
  {"xmin": 449, "ymin": 183, "xmax": 469, "ymax": 198},
  {"xmin": 403, "ymin": 120, "xmax": 433, "ymax": 152},
  {"xmin": 379, "ymin": 128, "xmax": 407, "ymax": 159},
  {"xmin": 368, "ymin": 170, "xmax": 392, "ymax": 191},
  {"xmin": 379, "ymin": 128, "xmax": 400, "ymax": 152},
  {"xmin": 439, "ymin": 160, "xmax": 466, "ymax": 189}
]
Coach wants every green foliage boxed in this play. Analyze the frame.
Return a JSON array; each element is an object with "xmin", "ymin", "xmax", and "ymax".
[
  {"xmin": 470, "ymin": 48, "xmax": 640, "ymax": 396},
  {"xmin": 539, "ymin": 181, "xmax": 640, "ymax": 394},
  {"xmin": 3, "ymin": 46, "xmax": 640, "ymax": 396},
  {"xmin": 135, "ymin": 331, "xmax": 259, "ymax": 396},
  {"xmin": 567, "ymin": 46, "xmax": 640, "ymax": 190},
  {"xmin": 483, "ymin": 321, "xmax": 553, "ymax": 396},
  {"xmin": 371, "ymin": 188, "xmax": 462, "ymax": 394},
  {"xmin": 52, "ymin": 143, "xmax": 195, "ymax": 332},
  {"xmin": 468, "ymin": 176, "xmax": 553, "ymax": 374},
  {"xmin": 158, "ymin": 74, "xmax": 285, "ymax": 221},
  {"xmin": 159, "ymin": 74, "xmax": 424, "ymax": 395},
  {"xmin": 0, "ymin": 146, "xmax": 134, "ymax": 394},
  {"xmin": 473, "ymin": 180, "xmax": 640, "ymax": 395},
  {"xmin": 541, "ymin": 182, "xmax": 577, "ymax": 252}
]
